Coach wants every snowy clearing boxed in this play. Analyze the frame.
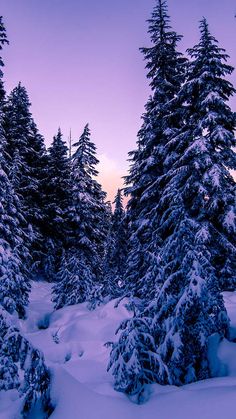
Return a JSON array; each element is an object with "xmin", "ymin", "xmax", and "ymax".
[{"xmin": 1, "ymin": 281, "xmax": 236, "ymax": 419}]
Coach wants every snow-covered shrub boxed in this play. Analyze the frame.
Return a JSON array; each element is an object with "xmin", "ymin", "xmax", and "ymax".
[{"xmin": 0, "ymin": 308, "xmax": 53, "ymax": 417}]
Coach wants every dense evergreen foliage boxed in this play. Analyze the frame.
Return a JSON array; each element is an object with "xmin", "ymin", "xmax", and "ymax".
[
  {"xmin": 0, "ymin": 0, "xmax": 236, "ymax": 412},
  {"xmin": 0, "ymin": 17, "xmax": 52, "ymax": 416},
  {"xmin": 3, "ymin": 83, "xmax": 48, "ymax": 269},
  {"xmin": 0, "ymin": 23, "xmax": 32, "ymax": 319},
  {"xmin": 109, "ymin": 1, "xmax": 236, "ymax": 400},
  {"xmin": 104, "ymin": 189, "xmax": 128, "ymax": 298},
  {"xmin": 52, "ymin": 124, "xmax": 109, "ymax": 309},
  {"xmin": 42, "ymin": 128, "xmax": 71, "ymax": 279},
  {"xmin": 0, "ymin": 308, "xmax": 53, "ymax": 417},
  {"xmin": 124, "ymin": 0, "xmax": 187, "ymax": 299}
]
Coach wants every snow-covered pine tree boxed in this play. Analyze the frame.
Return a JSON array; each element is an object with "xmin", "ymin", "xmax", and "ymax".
[
  {"xmin": 42, "ymin": 128, "xmax": 71, "ymax": 280},
  {"xmin": 0, "ymin": 138, "xmax": 31, "ymax": 317},
  {"xmin": 140, "ymin": 17, "xmax": 235, "ymax": 387},
  {"xmin": 3, "ymin": 83, "xmax": 47, "ymax": 269},
  {"xmin": 104, "ymin": 189, "xmax": 128, "ymax": 299},
  {"xmin": 109, "ymin": 11, "xmax": 235, "ymax": 397},
  {"xmin": 52, "ymin": 250, "xmax": 95, "ymax": 309},
  {"xmin": 0, "ymin": 20, "xmax": 32, "ymax": 318},
  {"xmin": 0, "ymin": 308, "xmax": 53, "ymax": 417},
  {"xmin": 108, "ymin": 314, "xmax": 162, "ymax": 404},
  {"xmin": 52, "ymin": 124, "xmax": 109, "ymax": 308},
  {"xmin": 179, "ymin": 18, "xmax": 236, "ymax": 291},
  {"xmin": 4, "ymin": 84, "xmax": 47, "ymax": 215},
  {"xmin": 124, "ymin": 0, "xmax": 186, "ymax": 299},
  {"xmin": 25, "ymin": 121, "xmax": 48, "ymax": 265},
  {"xmin": 0, "ymin": 17, "xmax": 52, "ymax": 417}
]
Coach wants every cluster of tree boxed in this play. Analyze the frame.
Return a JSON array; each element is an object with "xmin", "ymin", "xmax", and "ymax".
[
  {"xmin": 0, "ymin": 14, "xmax": 127, "ymax": 414},
  {"xmin": 0, "ymin": 17, "xmax": 55, "ymax": 417},
  {"xmin": 108, "ymin": 0, "xmax": 236, "ymax": 403},
  {"xmin": 0, "ymin": 43, "xmax": 127, "ymax": 313},
  {"xmin": 0, "ymin": 0, "xmax": 236, "ymax": 410}
]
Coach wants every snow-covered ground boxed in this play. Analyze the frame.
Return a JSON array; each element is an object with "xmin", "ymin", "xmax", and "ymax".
[{"xmin": 1, "ymin": 282, "xmax": 236, "ymax": 419}]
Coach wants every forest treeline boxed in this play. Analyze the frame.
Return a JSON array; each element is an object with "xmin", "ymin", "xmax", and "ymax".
[{"xmin": 0, "ymin": 0, "xmax": 236, "ymax": 415}]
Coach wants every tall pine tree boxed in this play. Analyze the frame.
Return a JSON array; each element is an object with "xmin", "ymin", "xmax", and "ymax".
[
  {"xmin": 0, "ymin": 17, "xmax": 52, "ymax": 416},
  {"xmin": 42, "ymin": 128, "xmax": 71, "ymax": 280},
  {"xmin": 3, "ymin": 83, "xmax": 47, "ymax": 269},
  {"xmin": 0, "ymin": 19, "xmax": 32, "ymax": 318},
  {"xmin": 143, "ymin": 17, "xmax": 235, "ymax": 385},
  {"xmin": 109, "ymin": 16, "xmax": 235, "ymax": 396},
  {"xmin": 124, "ymin": 0, "xmax": 186, "ymax": 299}
]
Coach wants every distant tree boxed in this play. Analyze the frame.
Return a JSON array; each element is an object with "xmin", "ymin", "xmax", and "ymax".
[
  {"xmin": 52, "ymin": 250, "xmax": 95, "ymax": 309},
  {"xmin": 52, "ymin": 124, "xmax": 109, "ymax": 308},
  {"xmin": 104, "ymin": 189, "xmax": 128, "ymax": 298},
  {"xmin": 42, "ymin": 128, "xmax": 71, "ymax": 280},
  {"xmin": 0, "ymin": 16, "xmax": 8, "ymax": 104}
]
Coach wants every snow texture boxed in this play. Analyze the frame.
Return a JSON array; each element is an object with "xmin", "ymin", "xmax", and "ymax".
[{"xmin": 1, "ymin": 281, "xmax": 236, "ymax": 419}]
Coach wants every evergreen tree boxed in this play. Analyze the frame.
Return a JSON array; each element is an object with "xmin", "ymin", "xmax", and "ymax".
[
  {"xmin": 42, "ymin": 128, "xmax": 70, "ymax": 280},
  {"xmin": 4, "ymin": 84, "xmax": 47, "ymax": 213},
  {"xmin": 43, "ymin": 128, "xmax": 70, "ymax": 237},
  {"xmin": 0, "ymin": 19, "xmax": 31, "ymax": 318},
  {"xmin": 3, "ymin": 83, "xmax": 47, "ymax": 269},
  {"xmin": 0, "ymin": 308, "xmax": 52, "ymax": 417},
  {"xmin": 52, "ymin": 124, "xmax": 108, "ymax": 308},
  {"xmin": 104, "ymin": 189, "xmax": 128, "ymax": 298},
  {"xmin": 108, "ymin": 314, "xmax": 162, "ymax": 403},
  {"xmin": 177, "ymin": 18, "xmax": 236, "ymax": 290},
  {"xmin": 124, "ymin": 0, "xmax": 186, "ymax": 299},
  {"xmin": 146, "ymin": 18, "xmax": 236, "ymax": 381},
  {"xmin": 109, "ymin": 13, "xmax": 235, "ymax": 397},
  {"xmin": 0, "ymin": 17, "xmax": 52, "ymax": 416},
  {"xmin": 52, "ymin": 250, "xmax": 95, "ymax": 309}
]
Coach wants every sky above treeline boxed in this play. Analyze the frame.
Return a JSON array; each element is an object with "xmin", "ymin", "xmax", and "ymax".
[{"xmin": 1, "ymin": 0, "xmax": 236, "ymax": 200}]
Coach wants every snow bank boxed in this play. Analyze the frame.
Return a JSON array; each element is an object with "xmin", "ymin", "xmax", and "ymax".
[{"xmin": 1, "ymin": 282, "xmax": 236, "ymax": 419}]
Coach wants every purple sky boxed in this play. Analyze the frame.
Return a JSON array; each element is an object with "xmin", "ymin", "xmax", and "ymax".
[{"xmin": 1, "ymin": 0, "xmax": 236, "ymax": 200}]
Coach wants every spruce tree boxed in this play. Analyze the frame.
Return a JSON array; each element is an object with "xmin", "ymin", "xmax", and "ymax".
[
  {"xmin": 178, "ymin": 18, "xmax": 236, "ymax": 290},
  {"xmin": 109, "ymin": 13, "xmax": 235, "ymax": 396},
  {"xmin": 42, "ymin": 128, "xmax": 70, "ymax": 280},
  {"xmin": 108, "ymin": 314, "xmax": 162, "ymax": 403},
  {"xmin": 43, "ymin": 128, "xmax": 70, "ymax": 237},
  {"xmin": 0, "ymin": 19, "xmax": 31, "ymax": 318},
  {"xmin": 0, "ymin": 308, "xmax": 52, "ymax": 416},
  {"xmin": 146, "ymin": 18, "xmax": 236, "ymax": 382},
  {"xmin": 0, "ymin": 141, "xmax": 31, "ymax": 318},
  {"xmin": 52, "ymin": 124, "xmax": 108, "ymax": 308},
  {"xmin": 4, "ymin": 84, "xmax": 47, "ymax": 211},
  {"xmin": 124, "ymin": 0, "xmax": 186, "ymax": 299},
  {"xmin": 0, "ymin": 17, "xmax": 52, "ymax": 416},
  {"xmin": 3, "ymin": 83, "xmax": 47, "ymax": 269},
  {"xmin": 104, "ymin": 189, "xmax": 128, "ymax": 298}
]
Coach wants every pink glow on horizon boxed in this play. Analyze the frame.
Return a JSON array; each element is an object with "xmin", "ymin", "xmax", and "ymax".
[{"xmin": 0, "ymin": 0, "xmax": 235, "ymax": 200}]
